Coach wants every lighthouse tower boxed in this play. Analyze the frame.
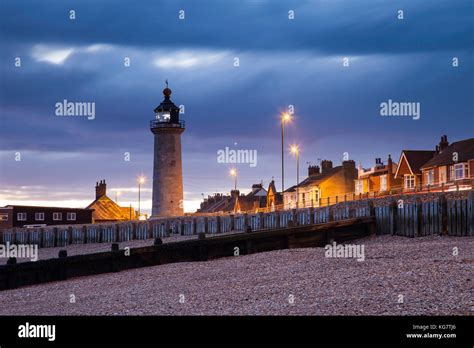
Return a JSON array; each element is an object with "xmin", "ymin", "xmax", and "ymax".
[{"xmin": 150, "ymin": 84, "xmax": 185, "ymax": 218}]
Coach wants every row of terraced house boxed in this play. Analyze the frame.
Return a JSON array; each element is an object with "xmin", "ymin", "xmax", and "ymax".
[
  {"xmin": 199, "ymin": 135, "xmax": 474, "ymax": 213},
  {"xmin": 2, "ymin": 135, "xmax": 474, "ymax": 228}
]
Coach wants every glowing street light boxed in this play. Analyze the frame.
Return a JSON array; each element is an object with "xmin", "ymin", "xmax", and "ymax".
[
  {"xmin": 137, "ymin": 176, "xmax": 146, "ymax": 218},
  {"xmin": 229, "ymin": 168, "xmax": 237, "ymax": 191},
  {"xmin": 281, "ymin": 112, "xmax": 292, "ymax": 194},
  {"xmin": 290, "ymin": 145, "xmax": 300, "ymax": 208},
  {"xmin": 115, "ymin": 191, "xmax": 121, "ymax": 203}
]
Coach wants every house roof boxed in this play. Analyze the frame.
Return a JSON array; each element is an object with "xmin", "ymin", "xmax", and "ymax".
[
  {"xmin": 249, "ymin": 188, "xmax": 267, "ymax": 197},
  {"xmin": 266, "ymin": 180, "xmax": 283, "ymax": 206},
  {"xmin": 421, "ymin": 138, "xmax": 474, "ymax": 169},
  {"xmin": 235, "ymin": 195, "xmax": 258, "ymax": 212},
  {"xmin": 199, "ymin": 198, "xmax": 228, "ymax": 213},
  {"xmin": 296, "ymin": 166, "xmax": 341, "ymax": 188},
  {"xmin": 221, "ymin": 197, "xmax": 238, "ymax": 212},
  {"xmin": 4, "ymin": 205, "xmax": 93, "ymax": 211},
  {"xmin": 267, "ymin": 180, "xmax": 278, "ymax": 195},
  {"xmin": 86, "ymin": 195, "xmax": 134, "ymax": 221},
  {"xmin": 120, "ymin": 206, "xmax": 135, "ymax": 219},
  {"xmin": 358, "ymin": 162, "xmax": 398, "ymax": 179},
  {"xmin": 399, "ymin": 150, "xmax": 435, "ymax": 175}
]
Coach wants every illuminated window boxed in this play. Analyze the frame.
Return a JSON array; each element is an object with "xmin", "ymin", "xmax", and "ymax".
[
  {"xmin": 404, "ymin": 175, "xmax": 415, "ymax": 189},
  {"xmin": 156, "ymin": 111, "xmax": 171, "ymax": 122},
  {"xmin": 380, "ymin": 175, "xmax": 387, "ymax": 191},
  {"xmin": 439, "ymin": 166, "xmax": 447, "ymax": 183},
  {"xmin": 426, "ymin": 170, "xmax": 434, "ymax": 185}
]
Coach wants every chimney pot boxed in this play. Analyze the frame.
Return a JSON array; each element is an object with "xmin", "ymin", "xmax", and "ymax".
[
  {"xmin": 438, "ymin": 135, "xmax": 449, "ymax": 152},
  {"xmin": 321, "ymin": 160, "xmax": 333, "ymax": 174},
  {"xmin": 342, "ymin": 160, "xmax": 356, "ymax": 170},
  {"xmin": 95, "ymin": 180, "xmax": 107, "ymax": 199},
  {"xmin": 308, "ymin": 165, "xmax": 320, "ymax": 176}
]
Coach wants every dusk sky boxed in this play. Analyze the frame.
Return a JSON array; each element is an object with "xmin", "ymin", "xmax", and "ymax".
[{"xmin": 1, "ymin": 0, "xmax": 473, "ymax": 214}]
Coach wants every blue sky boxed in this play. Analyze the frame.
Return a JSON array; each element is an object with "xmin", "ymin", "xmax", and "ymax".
[{"xmin": 0, "ymin": 0, "xmax": 473, "ymax": 213}]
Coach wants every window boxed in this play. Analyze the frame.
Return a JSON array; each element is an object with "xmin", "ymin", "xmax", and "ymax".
[
  {"xmin": 426, "ymin": 170, "xmax": 434, "ymax": 185},
  {"xmin": 454, "ymin": 163, "xmax": 468, "ymax": 180},
  {"xmin": 53, "ymin": 212, "xmax": 62, "ymax": 221},
  {"xmin": 449, "ymin": 166, "xmax": 455, "ymax": 181},
  {"xmin": 380, "ymin": 175, "xmax": 387, "ymax": 191},
  {"xmin": 67, "ymin": 212, "xmax": 76, "ymax": 221},
  {"xmin": 17, "ymin": 212, "xmax": 27, "ymax": 221},
  {"xmin": 0, "ymin": 213, "xmax": 8, "ymax": 221},
  {"xmin": 439, "ymin": 166, "xmax": 447, "ymax": 183},
  {"xmin": 355, "ymin": 180, "xmax": 364, "ymax": 195},
  {"xmin": 35, "ymin": 212, "xmax": 45, "ymax": 221},
  {"xmin": 312, "ymin": 189, "xmax": 320, "ymax": 203},
  {"xmin": 404, "ymin": 175, "xmax": 415, "ymax": 189}
]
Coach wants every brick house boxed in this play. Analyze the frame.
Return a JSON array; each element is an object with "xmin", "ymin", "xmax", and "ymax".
[
  {"xmin": 355, "ymin": 155, "xmax": 402, "ymax": 195},
  {"xmin": 283, "ymin": 160, "xmax": 357, "ymax": 208},
  {"xmin": 265, "ymin": 180, "xmax": 283, "ymax": 211},
  {"xmin": 420, "ymin": 137, "xmax": 474, "ymax": 191},
  {"xmin": 0, "ymin": 205, "xmax": 93, "ymax": 231},
  {"xmin": 197, "ymin": 184, "xmax": 267, "ymax": 214},
  {"xmin": 394, "ymin": 150, "xmax": 436, "ymax": 192},
  {"xmin": 394, "ymin": 135, "xmax": 474, "ymax": 192},
  {"xmin": 86, "ymin": 180, "xmax": 136, "ymax": 223},
  {"xmin": 234, "ymin": 184, "xmax": 269, "ymax": 213}
]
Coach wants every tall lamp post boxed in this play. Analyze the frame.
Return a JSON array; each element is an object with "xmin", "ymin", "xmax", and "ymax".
[
  {"xmin": 138, "ymin": 176, "xmax": 146, "ymax": 218},
  {"xmin": 229, "ymin": 168, "xmax": 237, "ymax": 191},
  {"xmin": 281, "ymin": 112, "xmax": 292, "ymax": 194},
  {"xmin": 290, "ymin": 145, "xmax": 300, "ymax": 208}
]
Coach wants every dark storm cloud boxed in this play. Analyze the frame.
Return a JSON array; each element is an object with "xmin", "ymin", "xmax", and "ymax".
[
  {"xmin": 1, "ymin": 0, "xmax": 473, "ymax": 54},
  {"xmin": 0, "ymin": 0, "xmax": 473, "ymax": 211}
]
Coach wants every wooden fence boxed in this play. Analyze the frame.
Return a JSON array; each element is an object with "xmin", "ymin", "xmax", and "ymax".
[
  {"xmin": 374, "ymin": 191, "xmax": 473, "ymax": 237},
  {"xmin": 1, "ymin": 191, "xmax": 473, "ymax": 248}
]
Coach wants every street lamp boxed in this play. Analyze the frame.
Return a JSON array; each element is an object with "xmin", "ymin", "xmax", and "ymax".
[
  {"xmin": 137, "ymin": 176, "xmax": 146, "ymax": 218},
  {"xmin": 229, "ymin": 168, "xmax": 237, "ymax": 191},
  {"xmin": 115, "ymin": 191, "xmax": 121, "ymax": 203},
  {"xmin": 281, "ymin": 112, "xmax": 292, "ymax": 194},
  {"xmin": 290, "ymin": 145, "xmax": 300, "ymax": 208}
]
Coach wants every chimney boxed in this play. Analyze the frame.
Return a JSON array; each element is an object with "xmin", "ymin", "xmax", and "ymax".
[
  {"xmin": 95, "ymin": 180, "xmax": 107, "ymax": 199},
  {"xmin": 357, "ymin": 162, "xmax": 363, "ymax": 177},
  {"xmin": 342, "ymin": 160, "xmax": 356, "ymax": 171},
  {"xmin": 375, "ymin": 158, "xmax": 383, "ymax": 167},
  {"xmin": 321, "ymin": 160, "xmax": 333, "ymax": 174},
  {"xmin": 251, "ymin": 184, "xmax": 262, "ymax": 193},
  {"xmin": 308, "ymin": 165, "xmax": 320, "ymax": 177},
  {"xmin": 387, "ymin": 154, "xmax": 393, "ymax": 190},
  {"xmin": 231, "ymin": 189, "xmax": 240, "ymax": 198},
  {"xmin": 438, "ymin": 135, "xmax": 449, "ymax": 152}
]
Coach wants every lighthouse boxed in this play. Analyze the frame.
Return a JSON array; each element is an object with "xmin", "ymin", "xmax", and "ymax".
[{"xmin": 150, "ymin": 83, "xmax": 185, "ymax": 218}]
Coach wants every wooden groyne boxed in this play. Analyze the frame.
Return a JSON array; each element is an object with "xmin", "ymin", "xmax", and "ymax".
[{"xmin": 0, "ymin": 216, "xmax": 374, "ymax": 290}]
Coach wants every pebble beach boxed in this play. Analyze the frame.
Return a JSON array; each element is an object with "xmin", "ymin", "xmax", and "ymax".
[{"xmin": 0, "ymin": 235, "xmax": 472, "ymax": 316}]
